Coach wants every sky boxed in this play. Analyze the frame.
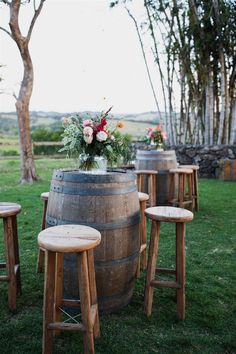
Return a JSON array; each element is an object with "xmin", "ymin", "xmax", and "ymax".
[{"xmin": 0, "ymin": 0, "xmax": 160, "ymax": 114}]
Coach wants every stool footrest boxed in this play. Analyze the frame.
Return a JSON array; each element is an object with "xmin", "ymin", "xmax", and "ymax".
[
  {"xmin": 156, "ymin": 267, "xmax": 176, "ymax": 275},
  {"xmin": 169, "ymin": 198, "xmax": 193, "ymax": 206},
  {"xmin": 48, "ymin": 322, "xmax": 85, "ymax": 332},
  {"xmin": 61, "ymin": 299, "xmax": 81, "ymax": 308},
  {"xmin": 151, "ymin": 280, "xmax": 181, "ymax": 289}
]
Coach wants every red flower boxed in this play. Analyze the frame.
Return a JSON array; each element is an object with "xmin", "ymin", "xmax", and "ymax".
[{"xmin": 96, "ymin": 117, "xmax": 107, "ymax": 133}]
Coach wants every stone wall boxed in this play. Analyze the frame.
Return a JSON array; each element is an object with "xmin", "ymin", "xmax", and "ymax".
[{"xmin": 133, "ymin": 143, "xmax": 236, "ymax": 178}]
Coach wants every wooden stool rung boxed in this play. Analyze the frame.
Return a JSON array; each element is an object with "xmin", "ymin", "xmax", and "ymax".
[
  {"xmin": 48, "ymin": 322, "xmax": 85, "ymax": 332},
  {"xmin": 156, "ymin": 267, "xmax": 176, "ymax": 275},
  {"xmin": 151, "ymin": 280, "xmax": 181, "ymax": 289},
  {"xmin": 61, "ymin": 299, "xmax": 81, "ymax": 308}
]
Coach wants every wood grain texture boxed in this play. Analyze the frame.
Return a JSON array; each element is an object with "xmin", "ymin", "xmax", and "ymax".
[
  {"xmin": 145, "ymin": 206, "xmax": 193, "ymax": 223},
  {"xmin": 38, "ymin": 224, "xmax": 101, "ymax": 253},
  {"xmin": 0, "ymin": 203, "xmax": 21, "ymax": 218}
]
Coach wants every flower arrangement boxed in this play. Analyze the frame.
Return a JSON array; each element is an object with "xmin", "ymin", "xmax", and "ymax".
[
  {"xmin": 59, "ymin": 107, "xmax": 132, "ymax": 170},
  {"xmin": 145, "ymin": 124, "xmax": 167, "ymax": 149}
]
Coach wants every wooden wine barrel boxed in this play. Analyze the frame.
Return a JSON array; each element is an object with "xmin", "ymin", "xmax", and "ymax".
[
  {"xmin": 219, "ymin": 159, "xmax": 236, "ymax": 181},
  {"xmin": 135, "ymin": 149, "xmax": 178, "ymax": 205},
  {"xmin": 46, "ymin": 169, "xmax": 140, "ymax": 314}
]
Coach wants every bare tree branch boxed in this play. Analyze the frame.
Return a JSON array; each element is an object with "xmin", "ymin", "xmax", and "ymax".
[
  {"xmin": 0, "ymin": 26, "xmax": 13, "ymax": 38},
  {"xmin": 125, "ymin": 6, "xmax": 161, "ymax": 115},
  {"xmin": 27, "ymin": 0, "xmax": 45, "ymax": 41},
  {"xmin": 1, "ymin": 0, "xmax": 11, "ymax": 5}
]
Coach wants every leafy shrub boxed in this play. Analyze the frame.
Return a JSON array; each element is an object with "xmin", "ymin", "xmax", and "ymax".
[
  {"xmin": 31, "ymin": 127, "xmax": 63, "ymax": 142},
  {"xmin": 0, "ymin": 149, "xmax": 19, "ymax": 156},
  {"xmin": 31, "ymin": 127, "xmax": 65, "ymax": 155}
]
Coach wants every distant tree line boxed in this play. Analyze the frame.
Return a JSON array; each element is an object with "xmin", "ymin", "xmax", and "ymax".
[{"xmin": 111, "ymin": 0, "xmax": 236, "ymax": 145}]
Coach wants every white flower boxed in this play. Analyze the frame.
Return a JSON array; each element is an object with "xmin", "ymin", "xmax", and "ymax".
[
  {"xmin": 96, "ymin": 130, "xmax": 108, "ymax": 142},
  {"xmin": 83, "ymin": 126, "xmax": 93, "ymax": 144}
]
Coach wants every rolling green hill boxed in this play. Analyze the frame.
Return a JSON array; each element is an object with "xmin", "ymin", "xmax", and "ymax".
[{"xmin": 0, "ymin": 110, "xmax": 161, "ymax": 139}]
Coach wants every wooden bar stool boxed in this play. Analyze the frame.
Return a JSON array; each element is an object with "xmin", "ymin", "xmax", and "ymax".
[
  {"xmin": 136, "ymin": 192, "xmax": 149, "ymax": 278},
  {"xmin": 36, "ymin": 192, "xmax": 49, "ymax": 273},
  {"xmin": 135, "ymin": 170, "xmax": 158, "ymax": 206},
  {"xmin": 38, "ymin": 224, "xmax": 101, "ymax": 354},
  {"xmin": 0, "ymin": 202, "xmax": 22, "ymax": 310},
  {"xmin": 179, "ymin": 165, "xmax": 199, "ymax": 211},
  {"xmin": 144, "ymin": 206, "xmax": 193, "ymax": 320},
  {"xmin": 168, "ymin": 168, "xmax": 194, "ymax": 211}
]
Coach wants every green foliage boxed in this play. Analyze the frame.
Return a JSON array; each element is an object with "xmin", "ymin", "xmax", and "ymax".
[
  {"xmin": 0, "ymin": 159, "xmax": 236, "ymax": 353},
  {"xmin": 0, "ymin": 149, "xmax": 19, "ymax": 156},
  {"xmin": 31, "ymin": 127, "xmax": 64, "ymax": 155},
  {"xmin": 31, "ymin": 127, "xmax": 63, "ymax": 142},
  {"xmin": 59, "ymin": 110, "xmax": 133, "ymax": 168}
]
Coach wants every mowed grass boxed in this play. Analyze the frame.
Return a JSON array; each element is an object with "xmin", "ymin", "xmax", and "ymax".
[{"xmin": 0, "ymin": 158, "xmax": 236, "ymax": 354}]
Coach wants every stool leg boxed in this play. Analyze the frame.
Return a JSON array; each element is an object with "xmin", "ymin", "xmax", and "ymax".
[
  {"xmin": 11, "ymin": 215, "xmax": 21, "ymax": 295},
  {"xmin": 37, "ymin": 199, "xmax": 48, "ymax": 273},
  {"xmin": 176, "ymin": 222, "xmax": 186, "ymax": 320},
  {"xmin": 140, "ymin": 200, "xmax": 147, "ymax": 271},
  {"xmin": 54, "ymin": 252, "xmax": 64, "ymax": 336},
  {"xmin": 87, "ymin": 249, "xmax": 100, "ymax": 338},
  {"xmin": 3, "ymin": 216, "xmax": 17, "ymax": 310},
  {"xmin": 178, "ymin": 173, "xmax": 184, "ymax": 208},
  {"xmin": 43, "ymin": 250, "xmax": 56, "ymax": 354},
  {"xmin": 144, "ymin": 220, "xmax": 160, "ymax": 316},
  {"xmin": 137, "ymin": 200, "xmax": 147, "ymax": 278},
  {"xmin": 37, "ymin": 249, "xmax": 45, "ymax": 273},
  {"xmin": 168, "ymin": 173, "xmax": 175, "ymax": 205},
  {"xmin": 188, "ymin": 174, "xmax": 193, "ymax": 211},
  {"xmin": 149, "ymin": 175, "xmax": 156, "ymax": 207},
  {"xmin": 77, "ymin": 251, "xmax": 95, "ymax": 354},
  {"xmin": 194, "ymin": 171, "xmax": 199, "ymax": 211}
]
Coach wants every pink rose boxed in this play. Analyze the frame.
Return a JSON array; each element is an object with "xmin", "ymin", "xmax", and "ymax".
[
  {"xmin": 83, "ymin": 126, "xmax": 93, "ymax": 144},
  {"xmin": 62, "ymin": 117, "xmax": 71, "ymax": 125},
  {"xmin": 83, "ymin": 119, "xmax": 93, "ymax": 127}
]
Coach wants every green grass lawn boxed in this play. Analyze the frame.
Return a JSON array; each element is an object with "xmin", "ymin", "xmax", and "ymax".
[{"xmin": 0, "ymin": 158, "xmax": 236, "ymax": 354}]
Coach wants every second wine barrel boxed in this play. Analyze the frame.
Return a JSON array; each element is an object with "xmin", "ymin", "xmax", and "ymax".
[
  {"xmin": 135, "ymin": 149, "xmax": 178, "ymax": 205},
  {"xmin": 46, "ymin": 169, "xmax": 140, "ymax": 314}
]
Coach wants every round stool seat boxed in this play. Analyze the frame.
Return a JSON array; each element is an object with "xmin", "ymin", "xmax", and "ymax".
[
  {"xmin": 41, "ymin": 192, "xmax": 49, "ymax": 200},
  {"xmin": 138, "ymin": 192, "xmax": 149, "ymax": 202},
  {"xmin": 0, "ymin": 202, "xmax": 21, "ymax": 218},
  {"xmin": 179, "ymin": 165, "xmax": 199, "ymax": 171},
  {"xmin": 38, "ymin": 224, "xmax": 101, "ymax": 253},
  {"xmin": 169, "ymin": 168, "xmax": 193, "ymax": 174},
  {"xmin": 135, "ymin": 169, "xmax": 158, "ymax": 175},
  {"xmin": 145, "ymin": 206, "xmax": 193, "ymax": 223}
]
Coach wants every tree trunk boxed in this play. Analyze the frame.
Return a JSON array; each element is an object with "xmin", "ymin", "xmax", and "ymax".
[
  {"xmin": 217, "ymin": 51, "xmax": 227, "ymax": 145},
  {"xmin": 16, "ymin": 51, "xmax": 38, "ymax": 183},
  {"xmin": 229, "ymin": 100, "xmax": 236, "ymax": 144},
  {"xmin": 6, "ymin": 0, "xmax": 45, "ymax": 183}
]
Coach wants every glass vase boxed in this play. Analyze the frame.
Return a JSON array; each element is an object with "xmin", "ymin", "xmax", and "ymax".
[
  {"xmin": 156, "ymin": 143, "xmax": 164, "ymax": 151},
  {"xmin": 78, "ymin": 154, "xmax": 107, "ymax": 173}
]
